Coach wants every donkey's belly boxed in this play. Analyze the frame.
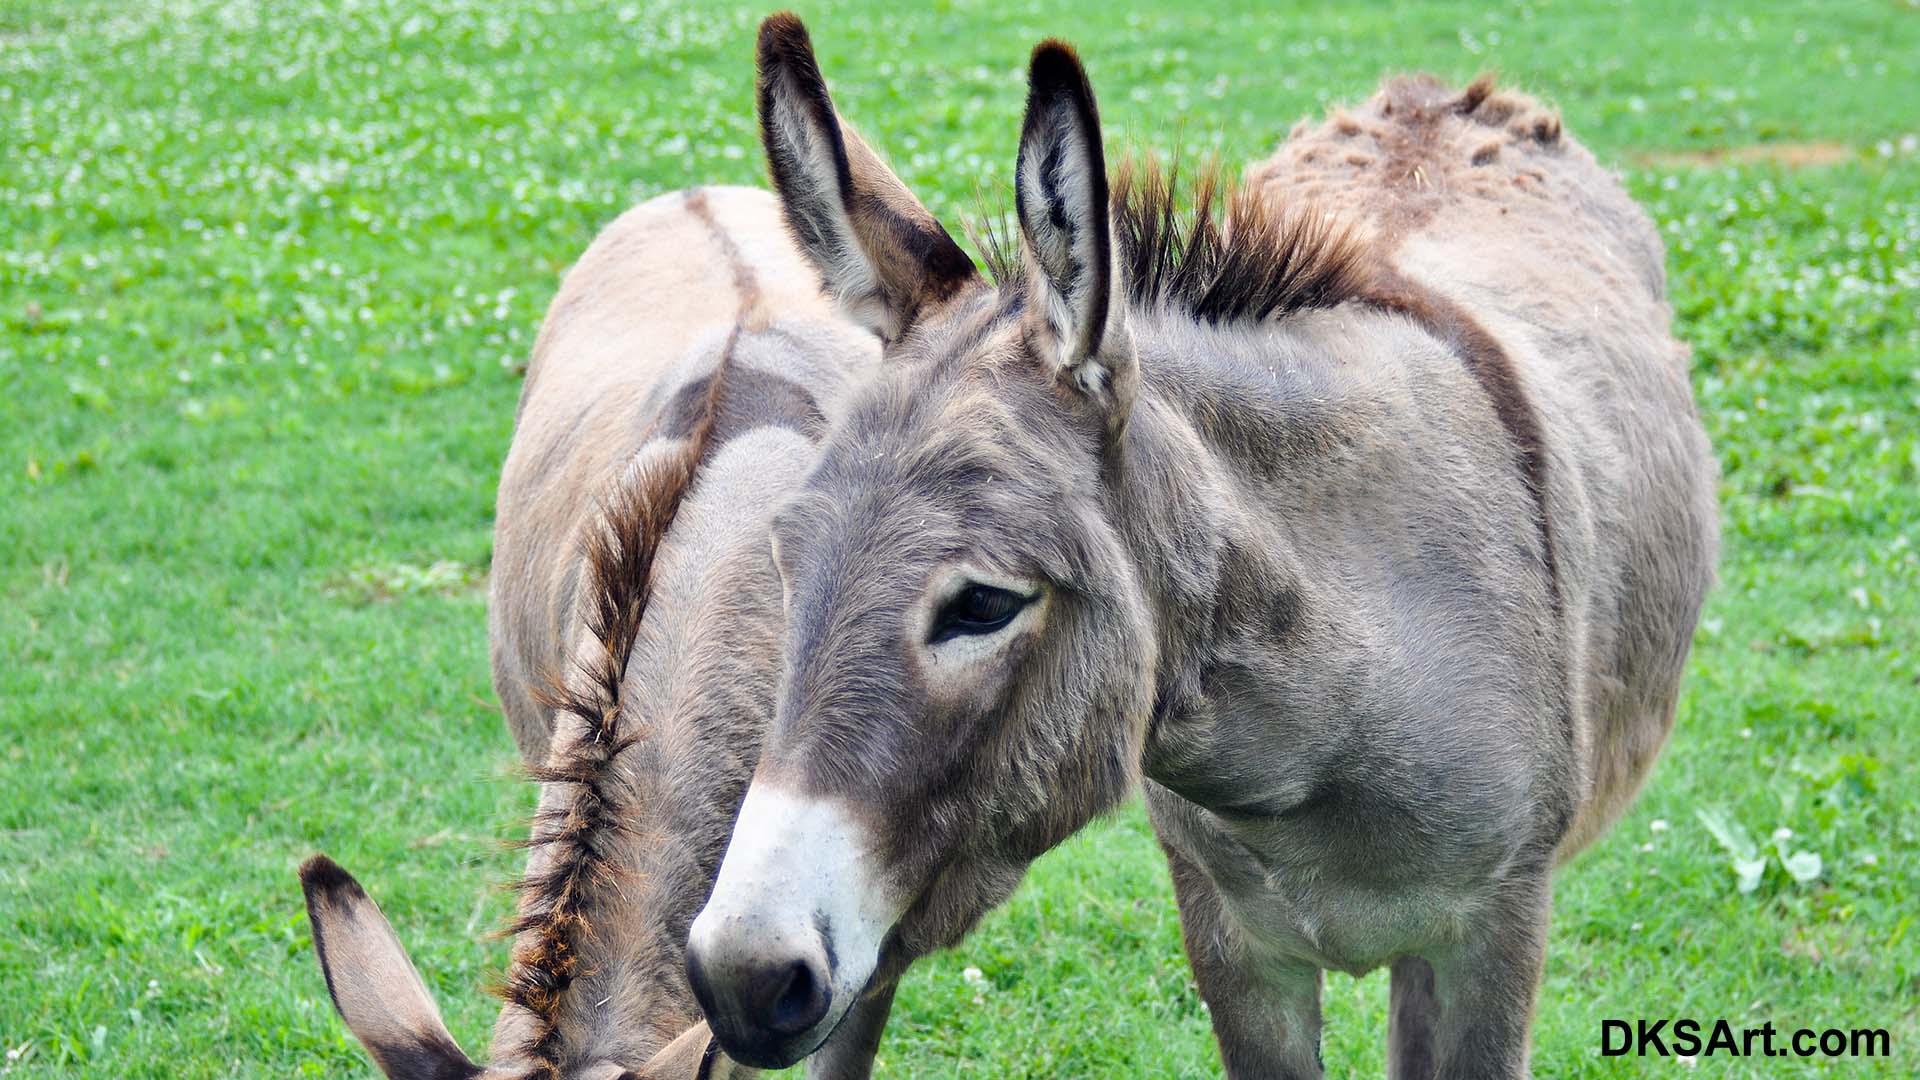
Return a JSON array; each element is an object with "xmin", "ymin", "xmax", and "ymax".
[{"xmin": 1224, "ymin": 878, "xmax": 1476, "ymax": 975}]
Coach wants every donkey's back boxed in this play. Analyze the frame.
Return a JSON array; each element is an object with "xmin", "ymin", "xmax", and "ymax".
[
  {"xmin": 481, "ymin": 184, "xmax": 881, "ymax": 1064},
  {"xmin": 1253, "ymin": 77, "xmax": 1719, "ymax": 856},
  {"xmin": 490, "ymin": 185, "xmax": 870, "ymax": 764}
]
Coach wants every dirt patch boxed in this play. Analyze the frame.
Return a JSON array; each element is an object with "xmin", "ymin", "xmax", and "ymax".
[
  {"xmin": 1633, "ymin": 141, "xmax": 1855, "ymax": 169},
  {"xmin": 325, "ymin": 560, "xmax": 488, "ymax": 603}
]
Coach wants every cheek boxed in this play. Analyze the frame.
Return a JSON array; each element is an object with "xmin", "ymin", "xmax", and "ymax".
[
  {"xmin": 882, "ymin": 642, "xmax": 1030, "ymax": 807},
  {"xmin": 1006, "ymin": 602, "xmax": 1150, "ymax": 762},
  {"xmin": 916, "ymin": 636, "xmax": 1033, "ymax": 715},
  {"xmin": 916, "ymin": 633, "xmax": 1053, "ymax": 789}
]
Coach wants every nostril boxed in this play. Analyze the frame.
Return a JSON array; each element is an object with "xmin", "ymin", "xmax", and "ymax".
[
  {"xmin": 685, "ymin": 914, "xmax": 836, "ymax": 1055},
  {"xmin": 762, "ymin": 956, "xmax": 831, "ymax": 1036}
]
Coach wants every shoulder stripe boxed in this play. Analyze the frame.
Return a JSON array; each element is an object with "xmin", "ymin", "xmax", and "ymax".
[{"xmin": 1363, "ymin": 269, "xmax": 1560, "ymax": 605}]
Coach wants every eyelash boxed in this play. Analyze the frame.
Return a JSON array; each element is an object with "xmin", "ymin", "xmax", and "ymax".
[{"xmin": 928, "ymin": 584, "xmax": 1035, "ymax": 644}]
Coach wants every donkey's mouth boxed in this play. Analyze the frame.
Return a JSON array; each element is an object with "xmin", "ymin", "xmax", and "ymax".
[
  {"xmin": 700, "ymin": 1004, "xmax": 837, "ymax": 1070},
  {"xmin": 687, "ymin": 938, "xmax": 852, "ymax": 1069}
]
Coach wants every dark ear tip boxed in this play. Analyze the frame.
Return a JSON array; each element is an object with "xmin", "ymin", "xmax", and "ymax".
[
  {"xmin": 299, "ymin": 853, "xmax": 365, "ymax": 903},
  {"xmin": 757, "ymin": 11, "xmax": 814, "ymax": 66},
  {"xmin": 756, "ymin": 10, "xmax": 831, "ymax": 115},
  {"xmin": 1028, "ymin": 38, "xmax": 1087, "ymax": 90}
]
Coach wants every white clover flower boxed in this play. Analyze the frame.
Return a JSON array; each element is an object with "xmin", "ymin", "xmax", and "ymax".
[{"xmin": 1650, "ymin": 819, "xmax": 1669, "ymax": 833}]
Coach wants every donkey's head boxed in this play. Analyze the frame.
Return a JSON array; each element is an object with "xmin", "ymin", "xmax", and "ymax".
[{"xmin": 685, "ymin": 15, "xmax": 1160, "ymax": 1069}]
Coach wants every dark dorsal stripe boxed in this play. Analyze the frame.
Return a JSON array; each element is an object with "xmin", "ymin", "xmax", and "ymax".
[
  {"xmin": 672, "ymin": 189, "xmax": 827, "ymax": 448},
  {"xmin": 1363, "ymin": 268, "xmax": 1560, "ymax": 605},
  {"xmin": 684, "ymin": 187, "xmax": 763, "ymax": 317}
]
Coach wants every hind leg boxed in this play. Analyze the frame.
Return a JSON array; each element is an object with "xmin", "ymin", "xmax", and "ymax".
[{"xmin": 1160, "ymin": 842, "xmax": 1324, "ymax": 1078}]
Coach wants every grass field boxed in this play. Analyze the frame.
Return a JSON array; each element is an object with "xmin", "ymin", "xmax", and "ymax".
[{"xmin": 3, "ymin": 0, "xmax": 1917, "ymax": 1075}]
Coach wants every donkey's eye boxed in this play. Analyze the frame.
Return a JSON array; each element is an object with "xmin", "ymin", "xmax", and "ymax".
[{"xmin": 929, "ymin": 584, "xmax": 1034, "ymax": 644}]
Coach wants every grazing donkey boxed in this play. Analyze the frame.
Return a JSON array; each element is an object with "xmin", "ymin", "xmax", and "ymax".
[
  {"xmin": 299, "ymin": 185, "xmax": 889, "ymax": 1079},
  {"xmin": 685, "ymin": 14, "xmax": 1716, "ymax": 1078}
]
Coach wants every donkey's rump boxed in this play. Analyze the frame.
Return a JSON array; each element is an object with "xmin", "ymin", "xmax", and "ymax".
[
  {"xmin": 490, "ymin": 186, "xmax": 868, "ymax": 765},
  {"xmin": 1249, "ymin": 75, "xmax": 1663, "ymax": 292}
]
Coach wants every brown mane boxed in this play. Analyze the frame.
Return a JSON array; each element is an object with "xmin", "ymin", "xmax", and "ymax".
[
  {"xmin": 498, "ymin": 350, "xmax": 732, "ymax": 1076},
  {"xmin": 976, "ymin": 154, "xmax": 1376, "ymax": 325}
]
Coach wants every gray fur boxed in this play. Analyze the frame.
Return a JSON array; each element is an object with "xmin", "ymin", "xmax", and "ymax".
[{"xmin": 703, "ymin": 31, "xmax": 1716, "ymax": 1080}]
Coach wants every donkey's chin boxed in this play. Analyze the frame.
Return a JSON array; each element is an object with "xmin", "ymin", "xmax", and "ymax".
[{"xmin": 701, "ymin": 1006, "xmax": 833, "ymax": 1070}]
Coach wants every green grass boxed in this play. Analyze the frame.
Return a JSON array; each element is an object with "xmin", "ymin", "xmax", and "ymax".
[{"xmin": 3, "ymin": 0, "xmax": 1916, "ymax": 1075}]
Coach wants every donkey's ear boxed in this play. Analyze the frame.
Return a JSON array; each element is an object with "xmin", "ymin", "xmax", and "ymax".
[
  {"xmin": 624, "ymin": 1021, "xmax": 747, "ymax": 1080},
  {"xmin": 755, "ymin": 12, "xmax": 979, "ymax": 342},
  {"xmin": 301, "ymin": 855, "xmax": 482, "ymax": 1080},
  {"xmin": 1015, "ymin": 40, "xmax": 1131, "ymax": 427}
]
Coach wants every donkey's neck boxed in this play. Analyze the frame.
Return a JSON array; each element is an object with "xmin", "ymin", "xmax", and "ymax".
[{"xmin": 1112, "ymin": 306, "xmax": 1418, "ymax": 807}]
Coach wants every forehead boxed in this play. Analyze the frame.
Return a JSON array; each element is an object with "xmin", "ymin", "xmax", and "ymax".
[
  {"xmin": 822, "ymin": 291, "xmax": 1037, "ymax": 457},
  {"xmin": 895, "ymin": 283, "xmax": 1028, "ymax": 370},
  {"xmin": 772, "ymin": 295, "xmax": 1075, "ymax": 549}
]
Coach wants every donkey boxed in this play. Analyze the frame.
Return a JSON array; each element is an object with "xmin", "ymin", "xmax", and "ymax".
[
  {"xmin": 684, "ymin": 15, "xmax": 1717, "ymax": 1078},
  {"xmin": 298, "ymin": 184, "xmax": 894, "ymax": 1079}
]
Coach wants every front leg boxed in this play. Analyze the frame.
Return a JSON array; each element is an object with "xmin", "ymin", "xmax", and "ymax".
[
  {"xmin": 1161, "ymin": 843, "xmax": 1324, "ymax": 1079},
  {"xmin": 1418, "ymin": 869, "xmax": 1553, "ymax": 1080},
  {"xmin": 1387, "ymin": 956, "xmax": 1439, "ymax": 1080},
  {"xmin": 804, "ymin": 979, "xmax": 897, "ymax": 1080}
]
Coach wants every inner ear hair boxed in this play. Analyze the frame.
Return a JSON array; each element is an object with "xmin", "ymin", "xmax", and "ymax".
[
  {"xmin": 623, "ymin": 1021, "xmax": 736, "ymax": 1080},
  {"xmin": 1015, "ymin": 39, "xmax": 1131, "ymax": 422},
  {"xmin": 755, "ymin": 12, "xmax": 977, "ymax": 341}
]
